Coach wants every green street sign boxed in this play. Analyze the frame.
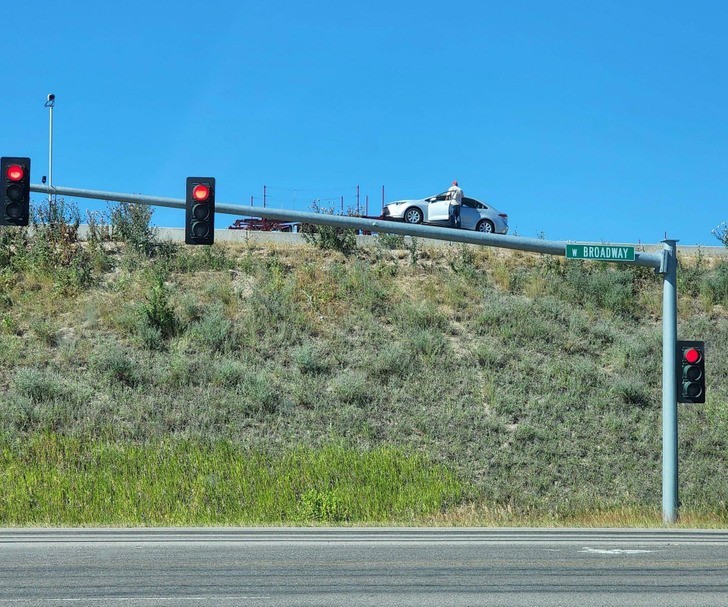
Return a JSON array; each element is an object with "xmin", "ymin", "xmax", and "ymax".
[{"xmin": 565, "ymin": 244, "xmax": 635, "ymax": 262}]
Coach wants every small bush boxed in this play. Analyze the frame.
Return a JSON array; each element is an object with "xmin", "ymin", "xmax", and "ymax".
[
  {"xmin": 294, "ymin": 343, "xmax": 331, "ymax": 375},
  {"xmin": 12, "ymin": 368, "xmax": 66, "ymax": 402},
  {"xmin": 240, "ymin": 371, "xmax": 281, "ymax": 414},
  {"xmin": 32, "ymin": 197, "xmax": 81, "ymax": 249},
  {"xmin": 547, "ymin": 262, "xmax": 638, "ymax": 318},
  {"xmin": 171, "ymin": 245, "xmax": 235, "ymax": 273},
  {"xmin": 395, "ymin": 300, "xmax": 449, "ymax": 332},
  {"xmin": 11, "ymin": 368, "xmax": 89, "ymax": 407},
  {"xmin": 700, "ymin": 262, "xmax": 728, "ymax": 306},
  {"xmin": 405, "ymin": 237, "xmax": 420, "ymax": 265},
  {"xmin": 329, "ymin": 370, "xmax": 371, "ymax": 407},
  {"xmin": 187, "ymin": 305, "xmax": 236, "ymax": 353},
  {"xmin": 141, "ymin": 277, "xmax": 177, "ymax": 340},
  {"xmin": 376, "ymin": 233, "xmax": 406, "ymax": 249},
  {"xmin": 138, "ymin": 324, "xmax": 165, "ymax": 351},
  {"xmin": 91, "ymin": 343, "xmax": 141, "ymax": 387},
  {"xmin": 408, "ymin": 328, "xmax": 447, "ymax": 363},
  {"xmin": 212, "ymin": 359, "xmax": 247, "ymax": 387},
  {"xmin": 449, "ymin": 245, "xmax": 477, "ymax": 278},
  {"xmin": 9, "ymin": 198, "xmax": 100, "ymax": 292},
  {"xmin": 301, "ymin": 203, "xmax": 357, "ymax": 255},
  {"xmin": 110, "ymin": 201, "xmax": 157, "ymax": 256},
  {"xmin": 368, "ymin": 342, "xmax": 414, "ymax": 381}
]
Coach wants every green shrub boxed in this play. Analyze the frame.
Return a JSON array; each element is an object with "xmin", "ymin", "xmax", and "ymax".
[
  {"xmin": 12, "ymin": 368, "xmax": 69, "ymax": 403},
  {"xmin": 405, "ymin": 237, "xmax": 420, "ymax": 265},
  {"xmin": 329, "ymin": 370, "xmax": 370, "ymax": 407},
  {"xmin": 700, "ymin": 261, "xmax": 728, "ymax": 306},
  {"xmin": 241, "ymin": 371, "xmax": 281, "ymax": 414},
  {"xmin": 301, "ymin": 203, "xmax": 357, "ymax": 255},
  {"xmin": 546, "ymin": 262, "xmax": 639, "ymax": 318},
  {"xmin": 212, "ymin": 359, "xmax": 247, "ymax": 388},
  {"xmin": 10, "ymin": 368, "xmax": 92, "ymax": 410},
  {"xmin": 91, "ymin": 342, "xmax": 141, "ymax": 387},
  {"xmin": 32, "ymin": 197, "xmax": 81, "ymax": 246},
  {"xmin": 4, "ymin": 198, "xmax": 101, "ymax": 292},
  {"xmin": 408, "ymin": 329, "xmax": 447, "ymax": 363},
  {"xmin": 610, "ymin": 376, "xmax": 651, "ymax": 407},
  {"xmin": 110, "ymin": 201, "xmax": 157, "ymax": 256},
  {"xmin": 449, "ymin": 245, "xmax": 478, "ymax": 278},
  {"xmin": 141, "ymin": 276, "xmax": 177, "ymax": 340},
  {"xmin": 187, "ymin": 305, "xmax": 235, "ymax": 353},
  {"xmin": 367, "ymin": 342, "xmax": 414, "ymax": 381},
  {"xmin": 376, "ymin": 233, "xmax": 406, "ymax": 249},
  {"xmin": 294, "ymin": 343, "xmax": 331, "ymax": 375},
  {"xmin": 171, "ymin": 245, "xmax": 235, "ymax": 273}
]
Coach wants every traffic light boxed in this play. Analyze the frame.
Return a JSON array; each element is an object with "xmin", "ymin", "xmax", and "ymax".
[
  {"xmin": 1, "ymin": 157, "xmax": 31, "ymax": 226},
  {"xmin": 677, "ymin": 340, "xmax": 705, "ymax": 404},
  {"xmin": 185, "ymin": 177, "xmax": 215, "ymax": 245}
]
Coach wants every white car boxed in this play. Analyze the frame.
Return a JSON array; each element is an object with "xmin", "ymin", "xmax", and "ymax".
[{"xmin": 382, "ymin": 192, "xmax": 509, "ymax": 234}]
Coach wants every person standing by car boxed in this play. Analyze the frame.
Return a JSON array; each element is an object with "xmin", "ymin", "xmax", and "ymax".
[{"xmin": 447, "ymin": 180, "xmax": 463, "ymax": 228}]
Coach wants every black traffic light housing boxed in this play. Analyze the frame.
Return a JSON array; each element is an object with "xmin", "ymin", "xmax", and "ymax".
[
  {"xmin": 1, "ymin": 157, "xmax": 31, "ymax": 226},
  {"xmin": 676, "ymin": 340, "xmax": 705, "ymax": 404},
  {"xmin": 185, "ymin": 177, "xmax": 215, "ymax": 245}
]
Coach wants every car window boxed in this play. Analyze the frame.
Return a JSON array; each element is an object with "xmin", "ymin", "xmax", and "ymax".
[{"xmin": 462, "ymin": 197, "xmax": 476, "ymax": 208}]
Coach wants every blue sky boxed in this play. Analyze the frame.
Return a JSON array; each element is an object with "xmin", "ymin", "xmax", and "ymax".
[{"xmin": 2, "ymin": 1, "xmax": 726, "ymax": 245}]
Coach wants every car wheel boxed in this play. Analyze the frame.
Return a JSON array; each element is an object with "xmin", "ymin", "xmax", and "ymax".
[
  {"xmin": 404, "ymin": 207, "xmax": 423, "ymax": 224},
  {"xmin": 476, "ymin": 220, "xmax": 495, "ymax": 233}
]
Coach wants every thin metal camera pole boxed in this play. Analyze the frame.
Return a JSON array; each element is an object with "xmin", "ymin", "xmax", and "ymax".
[
  {"xmin": 661, "ymin": 239, "xmax": 678, "ymax": 524},
  {"xmin": 45, "ymin": 96, "xmax": 55, "ymax": 204}
]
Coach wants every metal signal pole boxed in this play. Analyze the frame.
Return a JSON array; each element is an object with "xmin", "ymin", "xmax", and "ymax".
[{"xmin": 661, "ymin": 239, "xmax": 679, "ymax": 524}]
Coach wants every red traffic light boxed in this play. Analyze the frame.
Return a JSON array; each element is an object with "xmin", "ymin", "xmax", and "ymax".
[
  {"xmin": 6, "ymin": 165, "xmax": 24, "ymax": 181},
  {"xmin": 684, "ymin": 348, "xmax": 701, "ymax": 364},
  {"xmin": 192, "ymin": 184, "xmax": 210, "ymax": 202}
]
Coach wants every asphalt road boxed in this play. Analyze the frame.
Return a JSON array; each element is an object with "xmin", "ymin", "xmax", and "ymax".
[{"xmin": 0, "ymin": 528, "xmax": 726, "ymax": 606}]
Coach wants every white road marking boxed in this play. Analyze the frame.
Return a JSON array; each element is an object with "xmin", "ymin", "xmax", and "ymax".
[{"xmin": 580, "ymin": 547, "xmax": 654, "ymax": 554}]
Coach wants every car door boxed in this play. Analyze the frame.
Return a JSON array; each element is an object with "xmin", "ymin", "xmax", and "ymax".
[
  {"xmin": 426, "ymin": 192, "xmax": 452, "ymax": 223},
  {"xmin": 459, "ymin": 198, "xmax": 480, "ymax": 230}
]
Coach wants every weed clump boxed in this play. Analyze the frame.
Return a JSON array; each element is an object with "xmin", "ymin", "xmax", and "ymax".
[{"xmin": 301, "ymin": 202, "xmax": 357, "ymax": 255}]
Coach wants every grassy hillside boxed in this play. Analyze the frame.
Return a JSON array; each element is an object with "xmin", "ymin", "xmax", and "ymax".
[{"xmin": 1, "ymin": 206, "xmax": 727, "ymax": 526}]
